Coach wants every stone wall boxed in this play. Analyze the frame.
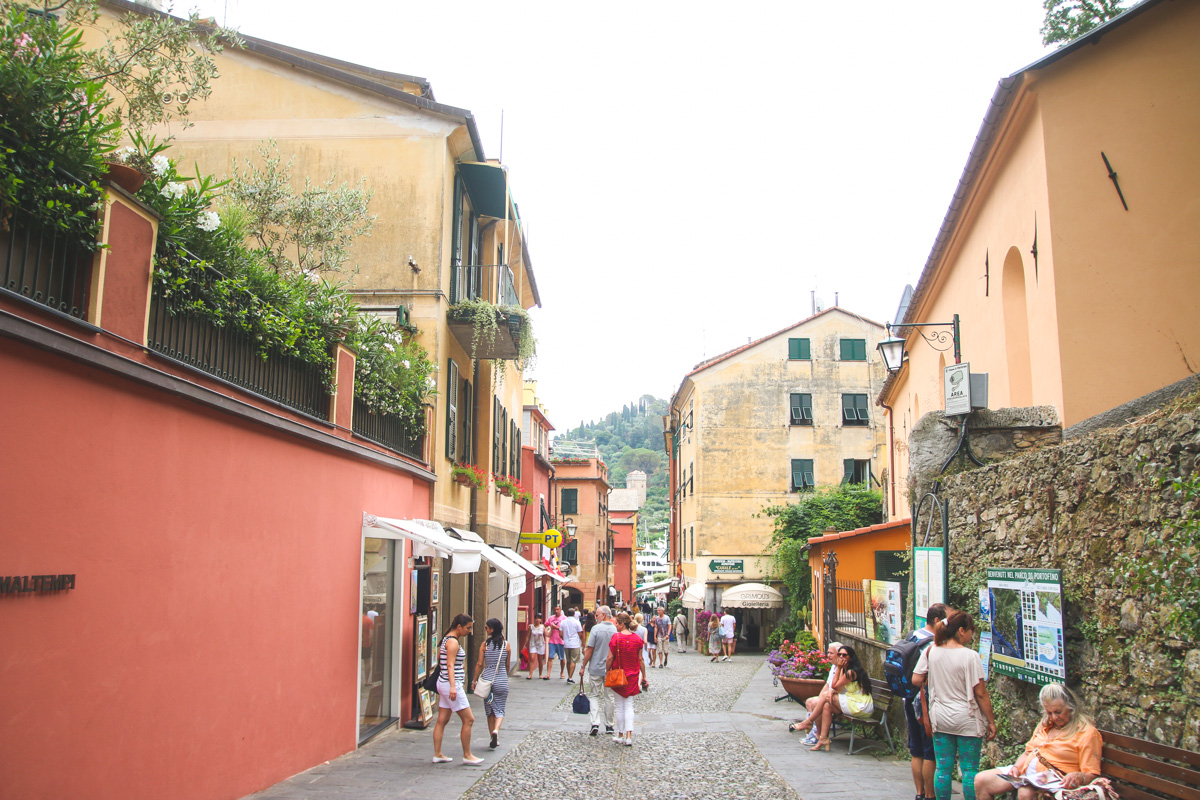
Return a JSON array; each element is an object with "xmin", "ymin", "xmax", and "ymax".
[{"xmin": 921, "ymin": 402, "xmax": 1200, "ymax": 764}]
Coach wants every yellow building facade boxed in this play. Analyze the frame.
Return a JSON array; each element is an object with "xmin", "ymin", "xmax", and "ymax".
[
  {"xmin": 667, "ymin": 308, "xmax": 888, "ymax": 607},
  {"xmin": 91, "ymin": 2, "xmax": 542, "ymax": 547},
  {"xmin": 880, "ymin": 0, "xmax": 1200, "ymax": 521}
]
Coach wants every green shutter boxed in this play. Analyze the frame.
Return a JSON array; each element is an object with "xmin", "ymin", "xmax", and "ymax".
[
  {"xmin": 788, "ymin": 338, "xmax": 811, "ymax": 360},
  {"xmin": 493, "ymin": 397, "xmax": 501, "ymax": 472},
  {"xmin": 791, "ymin": 459, "xmax": 804, "ymax": 490},
  {"xmin": 562, "ymin": 488, "xmax": 578, "ymax": 514},
  {"xmin": 840, "ymin": 339, "xmax": 866, "ymax": 361},
  {"xmin": 790, "ymin": 393, "xmax": 802, "ymax": 423},
  {"xmin": 461, "ymin": 380, "xmax": 472, "ymax": 465},
  {"xmin": 450, "ymin": 180, "xmax": 463, "ymax": 302},
  {"xmin": 843, "ymin": 458, "xmax": 855, "ymax": 484},
  {"xmin": 445, "ymin": 360, "xmax": 458, "ymax": 460}
]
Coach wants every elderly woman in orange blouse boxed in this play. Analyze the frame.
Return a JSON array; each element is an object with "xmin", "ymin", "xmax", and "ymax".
[{"xmin": 975, "ymin": 684, "xmax": 1103, "ymax": 800}]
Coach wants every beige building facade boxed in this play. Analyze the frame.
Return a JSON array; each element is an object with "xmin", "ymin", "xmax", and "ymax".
[
  {"xmin": 667, "ymin": 308, "xmax": 888, "ymax": 606},
  {"xmin": 880, "ymin": 0, "xmax": 1200, "ymax": 521}
]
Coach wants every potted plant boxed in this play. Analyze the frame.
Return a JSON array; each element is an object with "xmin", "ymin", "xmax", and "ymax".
[
  {"xmin": 512, "ymin": 481, "xmax": 532, "ymax": 506},
  {"xmin": 769, "ymin": 641, "xmax": 832, "ymax": 702},
  {"xmin": 451, "ymin": 463, "xmax": 486, "ymax": 489},
  {"xmin": 492, "ymin": 472, "xmax": 515, "ymax": 496}
]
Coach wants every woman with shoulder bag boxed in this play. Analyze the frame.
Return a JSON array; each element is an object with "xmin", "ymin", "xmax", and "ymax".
[
  {"xmin": 913, "ymin": 611, "xmax": 996, "ymax": 800},
  {"xmin": 432, "ymin": 614, "xmax": 484, "ymax": 765},
  {"xmin": 471, "ymin": 617, "xmax": 512, "ymax": 750},
  {"xmin": 606, "ymin": 612, "xmax": 648, "ymax": 746}
]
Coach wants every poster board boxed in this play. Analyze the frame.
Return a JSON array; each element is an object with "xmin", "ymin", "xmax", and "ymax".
[
  {"xmin": 986, "ymin": 568, "xmax": 1065, "ymax": 685},
  {"xmin": 415, "ymin": 618, "xmax": 429, "ymax": 681},
  {"xmin": 419, "ymin": 689, "xmax": 434, "ymax": 723},
  {"xmin": 913, "ymin": 547, "xmax": 946, "ymax": 628},
  {"xmin": 863, "ymin": 579, "xmax": 903, "ymax": 644}
]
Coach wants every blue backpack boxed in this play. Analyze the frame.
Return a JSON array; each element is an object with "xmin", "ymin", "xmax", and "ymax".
[{"xmin": 883, "ymin": 635, "xmax": 933, "ymax": 700}]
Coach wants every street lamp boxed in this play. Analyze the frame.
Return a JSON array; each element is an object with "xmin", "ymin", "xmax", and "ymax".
[{"xmin": 877, "ymin": 314, "xmax": 961, "ymax": 373}]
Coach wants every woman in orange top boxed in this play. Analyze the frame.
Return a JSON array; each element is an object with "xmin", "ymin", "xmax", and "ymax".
[{"xmin": 975, "ymin": 683, "xmax": 1103, "ymax": 800}]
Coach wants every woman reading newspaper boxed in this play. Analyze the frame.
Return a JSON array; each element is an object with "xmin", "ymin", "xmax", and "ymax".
[{"xmin": 975, "ymin": 683, "xmax": 1107, "ymax": 800}]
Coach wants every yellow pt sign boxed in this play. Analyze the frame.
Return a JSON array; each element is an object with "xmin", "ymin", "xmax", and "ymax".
[{"xmin": 518, "ymin": 529, "xmax": 563, "ymax": 548}]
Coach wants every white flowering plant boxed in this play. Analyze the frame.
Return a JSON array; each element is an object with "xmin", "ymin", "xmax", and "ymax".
[{"xmin": 348, "ymin": 312, "xmax": 435, "ymax": 421}]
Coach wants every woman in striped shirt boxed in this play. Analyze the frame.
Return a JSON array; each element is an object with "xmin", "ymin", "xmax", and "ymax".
[{"xmin": 432, "ymin": 614, "xmax": 484, "ymax": 765}]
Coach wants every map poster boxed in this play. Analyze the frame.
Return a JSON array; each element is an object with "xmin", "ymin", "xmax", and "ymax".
[
  {"xmin": 986, "ymin": 568, "xmax": 1066, "ymax": 685},
  {"xmin": 914, "ymin": 547, "xmax": 945, "ymax": 628}
]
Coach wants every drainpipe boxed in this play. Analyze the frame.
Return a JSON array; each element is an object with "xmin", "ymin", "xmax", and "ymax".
[{"xmin": 881, "ymin": 401, "xmax": 897, "ymax": 515}]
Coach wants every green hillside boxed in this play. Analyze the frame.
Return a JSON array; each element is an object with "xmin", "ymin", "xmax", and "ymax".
[{"xmin": 554, "ymin": 395, "xmax": 670, "ymax": 544}]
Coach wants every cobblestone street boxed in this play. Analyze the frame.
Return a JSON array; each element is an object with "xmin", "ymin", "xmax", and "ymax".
[{"xmin": 244, "ymin": 650, "xmax": 939, "ymax": 800}]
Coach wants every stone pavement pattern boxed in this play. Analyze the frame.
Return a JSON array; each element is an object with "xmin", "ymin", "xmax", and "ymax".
[{"xmin": 243, "ymin": 650, "xmax": 958, "ymax": 800}]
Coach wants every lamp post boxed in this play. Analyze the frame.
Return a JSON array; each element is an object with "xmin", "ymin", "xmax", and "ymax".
[{"xmin": 877, "ymin": 313, "xmax": 961, "ymax": 374}]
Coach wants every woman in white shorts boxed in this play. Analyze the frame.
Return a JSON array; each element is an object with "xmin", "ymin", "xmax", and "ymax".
[
  {"xmin": 432, "ymin": 614, "xmax": 484, "ymax": 765},
  {"xmin": 526, "ymin": 615, "xmax": 546, "ymax": 679}
]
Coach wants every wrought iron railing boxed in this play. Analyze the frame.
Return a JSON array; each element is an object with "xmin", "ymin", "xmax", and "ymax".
[
  {"xmin": 449, "ymin": 263, "xmax": 519, "ymax": 307},
  {"xmin": 352, "ymin": 402, "xmax": 424, "ymax": 460},
  {"xmin": 833, "ymin": 578, "xmax": 869, "ymax": 640},
  {"xmin": 0, "ymin": 196, "xmax": 94, "ymax": 321},
  {"xmin": 147, "ymin": 256, "xmax": 330, "ymax": 419}
]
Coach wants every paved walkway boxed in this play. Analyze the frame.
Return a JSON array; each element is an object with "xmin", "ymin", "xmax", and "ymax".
[{"xmin": 243, "ymin": 650, "xmax": 955, "ymax": 800}]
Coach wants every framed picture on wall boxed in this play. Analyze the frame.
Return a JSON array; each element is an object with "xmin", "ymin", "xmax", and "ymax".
[
  {"xmin": 410, "ymin": 569, "xmax": 419, "ymax": 613},
  {"xmin": 415, "ymin": 615, "xmax": 428, "ymax": 681},
  {"xmin": 431, "ymin": 571, "xmax": 440, "ymax": 606}
]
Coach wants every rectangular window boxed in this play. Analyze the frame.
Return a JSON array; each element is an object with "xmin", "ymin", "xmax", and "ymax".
[
  {"xmin": 689, "ymin": 462, "xmax": 694, "ymax": 496},
  {"xmin": 842, "ymin": 394, "xmax": 870, "ymax": 426},
  {"xmin": 791, "ymin": 458, "xmax": 815, "ymax": 491},
  {"xmin": 563, "ymin": 539, "xmax": 578, "ymax": 564},
  {"xmin": 843, "ymin": 458, "xmax": 872, "ymax": 485},
  {"xmin": 840, "ymin": 338, "xmax": 867, "ymax": 361},
  {"xmin": 493, "ymin": 397, "xmax": 502, "ymax": 472},
  {"xmin": 561, "ymin": 488, "xmax": 578, "ymax": 515},
  {"xmin": 690, "ymin": 527, "xmax": 694, "ymax": 560},
  {"xmin": 788, "ymin": 338, "xmax": 811, "ymax": 360},
  {"xmin": 789, "ymin": 393, "xmax": 813, "ymax": 425}
]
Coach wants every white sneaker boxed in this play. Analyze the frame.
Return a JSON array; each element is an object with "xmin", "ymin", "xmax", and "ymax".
[
  {"xmin": 612, "ymin": 735, "xmax": 624, "ymax": 744},
  {"xmin": 720, "ymin": 656, "xmax": 729, "ymax": 662}
]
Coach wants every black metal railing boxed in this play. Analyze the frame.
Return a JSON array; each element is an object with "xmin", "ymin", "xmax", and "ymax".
[
  {"xmin": 449, "ymin": 263, "xmax": 519, "ymax": 307},
  {"xmin": 833, "ymin": 578, "xmax": 869, "ymax": 640},
  {"xmin": 147, "ymin": 258, "xmax": 330, "ymax": 419},
  {"xmin": 352, "ymin": 402, "xmax": 424, "ymax": 460},
  {"xmin": 1, "ymin": 199, "xmax": 94, "ymax": 321}
]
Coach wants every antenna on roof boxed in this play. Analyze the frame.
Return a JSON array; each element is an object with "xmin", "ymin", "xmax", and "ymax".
[
  {"xmin": 835, "ymin": 292, "xmax": 839, "ymax": 307},
  {"xmin": 811, "ymin": 291, "xmax": 816, "ymax": 316}
]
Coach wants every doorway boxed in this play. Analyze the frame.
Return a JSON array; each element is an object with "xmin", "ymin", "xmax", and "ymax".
[{"xmin": 360, "ymin": 538, "xmax": 396, "ymax": 742}]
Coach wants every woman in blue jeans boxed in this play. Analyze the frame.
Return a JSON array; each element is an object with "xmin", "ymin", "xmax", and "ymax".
[{"xmin": 913, "ymin": 611, "xmax": 996, "ymax": 800}]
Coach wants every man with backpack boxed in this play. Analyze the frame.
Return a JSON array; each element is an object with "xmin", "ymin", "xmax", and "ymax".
[{"xmin": 889, "ymin": 603, "xmax": 949, "ymax": 800}]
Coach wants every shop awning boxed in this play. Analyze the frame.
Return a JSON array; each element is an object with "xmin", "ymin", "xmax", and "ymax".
[
  {"xmin": 494, "ymin": 546, "xmax": 549, "ymax": 579},
  {"xmin": 448, "ymin": 528, "xmax": 526, "ymax": 598},
  {"xmin": 682, "ymin": 582, "xmax": 706, "ymax": 609},
  {"xmin": 635, "ymin": 577, "xmax": 673, "ymax": 594},
  {"xmin": 362, "ymin": 515, "xmax": 482, "ymax": 573},
  {"xmin": 458, "ymin": 162, "xmax": 512, "ymax": 220},
  {"xmin": 720, "ymin": 582, "xmax": 783, "ymax": 609}
]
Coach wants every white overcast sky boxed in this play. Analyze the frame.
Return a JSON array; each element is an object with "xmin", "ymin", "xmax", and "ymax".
[{"xmin": 182, "ymin": 0, "xmax": 1054, "ymax": 434}]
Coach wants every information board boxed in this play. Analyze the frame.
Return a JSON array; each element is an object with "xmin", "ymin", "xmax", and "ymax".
[
  {"xmin": 986, "ymin": 567, "xmax": 1066, "ymax": 685},
  {"xmin": 709, "ymin": 559, "xmax": 744, "ymax": 573},
  {"xmin": 864, "ymin": 579, "xmax": 904, "ymax": 644},
  {"xmin": 944, "ymin": 362, "xmax": 972, "ymax": 416},
  {"xmin": 913, "ymin": 547, "xmax": 946, "ymax": 628}
]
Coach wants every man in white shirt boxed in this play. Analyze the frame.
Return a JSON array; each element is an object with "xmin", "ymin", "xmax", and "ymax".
[
  {"xmin": 719, "ymin": 608, "xmax": 737, "ymax": 661},
  {"xmin": 559, "ymin": 608, "xmax": 584, "ymax": 683}
]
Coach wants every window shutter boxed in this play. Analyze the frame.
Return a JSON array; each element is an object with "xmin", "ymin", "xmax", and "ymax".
[
  {"xmin": 445, "ymin": 360, "xmax": 458, "ymax": 460},
  {"xmin": 788, "ymin": 338, "xmax": 799, "ymax": 359},
  {"xmin": 840, "ymin": 339, "xmax": 866, "ymax": 361},
  {"xmin": 493, "ymin": 397, "xmax": 501, "ymax": 473},
  {"xmin": 461, "ymin": 379, "xmax": 473, "ymax": 465},
  {"xmin": 800, "ymin": 338, "xmax": 810, "ymax": 359},
  {"xmin": 788, "ymin": 338, "xmax": 811, "ymax": 360},
  {"xmin": 791, "ymin": 459, "xmax": 804, "ymax": 490},
  {"xmin": 790, "ymin": 393, "xmax": 802, "ymax": 423},
  {"xmin": 843, "ymin": 395, "xmax": 855, "ymax": 422},
  {"xmin": 450, "ymin": 180, "xmax": 463, "ymax": 301},
  {"xmin": 501, "ymin": 407, "xmax": 509, "ymax": 475},
  {"xmin": 562, "ymin": 488, "xmax": 578, "ymax": 514},
  {"xmin": 843, "ymin": 458, "xmax": 855, "ymax": 484}
]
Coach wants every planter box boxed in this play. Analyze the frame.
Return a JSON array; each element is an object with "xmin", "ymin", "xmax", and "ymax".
[{"xmin": 446, "ymin": 307, "xmax": 521, "ymax": 360}]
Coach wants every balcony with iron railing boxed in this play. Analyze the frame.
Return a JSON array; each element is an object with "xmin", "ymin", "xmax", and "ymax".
[
  {"xmin": 446, "ymin": 262, "xmax": 530, "ymax": 362},
  {"xmin": 1, "ymin": 172, "xmax": 96, "ymax": 325}
]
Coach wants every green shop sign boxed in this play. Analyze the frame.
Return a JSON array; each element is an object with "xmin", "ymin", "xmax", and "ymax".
[{"xmin": 709, "ymin": 559, "xmax": 744, "ymax": 574}]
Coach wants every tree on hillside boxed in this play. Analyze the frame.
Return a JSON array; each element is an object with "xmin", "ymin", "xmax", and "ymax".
[
  {"xmin": 1041, "ymin": 0, "xmax": 1126, "ymax": 45},
  {"xmin": 619, "ymin": 448, "xmax": 662, "ymax": 475}
]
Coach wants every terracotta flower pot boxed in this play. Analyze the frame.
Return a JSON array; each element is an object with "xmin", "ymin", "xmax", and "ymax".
[
  {"xmin": 499, "ymin": 485, "xmax": 512, "ymax": 497},
  {"xmin": 103, "ymin": 162, "xmax": 146, "ymax": 193},
  {"xmin": 778, "ymin": 677, "xmax": 826, "ymax": 703},
  {"xmin": 454, "ymin": 473, "xmax": 473, "ymax": 486}
]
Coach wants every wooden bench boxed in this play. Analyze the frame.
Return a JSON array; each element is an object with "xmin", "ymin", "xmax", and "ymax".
[
  {"xmin": 1097, "ymin": 729, "xmax": 1200, "ymax": 800},
  {"xmin": 829, "ymin": 682, "xmax": 895, "ymax": 755}
]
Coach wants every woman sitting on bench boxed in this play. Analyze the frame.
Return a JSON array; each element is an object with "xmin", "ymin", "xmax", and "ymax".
[
  {"xmin": 790, "ymin": 644, "xmax": 874, "ymax": 751},
  {"xmin": 975, "ymin": 683, "xmax": 1103, "ymax": 800}
]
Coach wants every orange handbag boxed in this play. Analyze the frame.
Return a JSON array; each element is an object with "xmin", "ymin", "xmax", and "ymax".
[{"xmin": 605, "ymin": 638, "xmax": 629, "ymax": 688}]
